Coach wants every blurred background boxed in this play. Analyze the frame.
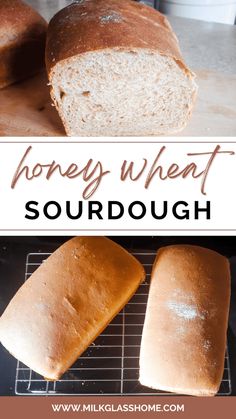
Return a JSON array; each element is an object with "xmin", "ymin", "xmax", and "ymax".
[
  {"xmin": 152, "ymin": 0, "xmax": 236, "ymax": 25},
  {"xmin": 29, "ymin": 0, "xmax": 236, "ymax": 25}
]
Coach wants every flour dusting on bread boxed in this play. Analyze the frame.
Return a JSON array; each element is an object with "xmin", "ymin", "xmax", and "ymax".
[{"xmin": 46, "ymin": 0, "xmax": 197, "ymax": 136}]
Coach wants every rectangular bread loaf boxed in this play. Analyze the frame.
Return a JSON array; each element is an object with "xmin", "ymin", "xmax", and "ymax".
[
  {"xmin": 139, "ymin": 245, "xmax": 231, "ymax": 396},
  {"xmin": 0, "ymin": 237, "xmax": 145, "ymax": 380},
  {"xmin": 0, "ymin": 0, "xmax": 47, "ymax": 89},
  {"xmin": 46, "ymin": 0, "xmax": 197, "ymax": 136}
]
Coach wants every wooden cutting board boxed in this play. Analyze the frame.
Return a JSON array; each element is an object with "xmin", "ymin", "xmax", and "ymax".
[
  {"xmin": 0, "ymin": 72, "xmax": 64, "ymax": 136},
  {"xmin": 0, "ymin": 69, "xmax": 235, "ymax": 137}
]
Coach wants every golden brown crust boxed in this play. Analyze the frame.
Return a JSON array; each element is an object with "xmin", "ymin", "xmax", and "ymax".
[
  {"xmin": 0, "ymin": 0, "xmax": 47, "ymax": 88},
  {"xmin": 140, "ymin": 245, "xmax": 231, "ymax": 396},
  {"xmin": 0, "ymin": 237, "xmax": 145, "ymax": 380},
  {"xmin": 46, "ymin": 0, "xmax": 192, "ymax": 77}
]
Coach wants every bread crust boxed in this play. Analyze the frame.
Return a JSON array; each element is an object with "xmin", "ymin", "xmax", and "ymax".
[
  {"xmin": 0, "ymin": 237, "xmax": 145, "ymax": 380},
  {"xmin": 46, "ymin": 0, "xmax": 192, "ymax": 77},
  {"xmin": 140, "ymin": 245, "xmax": 231, "ymax": 396},
  {"xmin": 0, "ymin": 0, "xmax": 47, "ymax": 89},
  {"xmin": 46, "ymin": 0, "xmax": 197, "ymax": 136}
]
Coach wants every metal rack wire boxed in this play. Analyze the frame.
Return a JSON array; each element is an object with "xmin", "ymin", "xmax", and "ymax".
[{"xmin": 15, "ymin": 251, "xmax": 232, "ymax": 396}]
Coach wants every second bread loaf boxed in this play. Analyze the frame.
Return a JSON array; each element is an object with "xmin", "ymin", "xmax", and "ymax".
[{"xmin": 139, "ymin": 245, "xmax": 231, "ymax": 396}]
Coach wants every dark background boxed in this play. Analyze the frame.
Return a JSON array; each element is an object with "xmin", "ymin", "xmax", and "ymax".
[{"xmin": 0, "ymin": 236, "xmax": 235, "ymax": 396}]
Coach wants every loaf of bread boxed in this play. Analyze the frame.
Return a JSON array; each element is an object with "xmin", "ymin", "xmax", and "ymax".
[
  {"xmin": 46, "ymin": 0, "xmax": 197, "ymax": 136},
  {"xmin": 0, "ymin": 0, "xmax": 47, "ymax": 89},
  {"xmin": 0, "ymin": 237, "xmax": 145, "ymax": 380},
  {"xmin": 139, "ymin": 245, "xmax": 230, "ymax": 396}
]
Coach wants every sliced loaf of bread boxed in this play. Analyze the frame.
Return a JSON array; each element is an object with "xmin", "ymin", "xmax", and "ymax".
[{"xmin": 46, "ymin": 0, "xmax": 197, "ymax": 136}]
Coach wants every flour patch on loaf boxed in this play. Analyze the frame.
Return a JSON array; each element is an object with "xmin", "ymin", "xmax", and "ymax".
[
  {"xmin": 71, "ymin": 0, "xmax": 86, "ymax": 5},
  {"xmin": 167, "ymin": 301, "xmax": 205, "ymax": 320},
  {"xmin": 100, "ymin": 12, "xmax": 123, "ymax": 24},
  {"xmin": 203, "ymin": 339, "xmax": 211, "ymax": 351}
]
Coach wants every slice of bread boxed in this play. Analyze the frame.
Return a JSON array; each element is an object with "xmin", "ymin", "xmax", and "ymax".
[{"xmin": 46, "ymin": 0, "xmax": 197, "ymax": 137}]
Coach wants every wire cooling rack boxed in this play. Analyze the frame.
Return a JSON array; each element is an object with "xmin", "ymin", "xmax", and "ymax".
[{"xmin": 15, "ymin": 251, "xmax": 232, "ymax": 396}]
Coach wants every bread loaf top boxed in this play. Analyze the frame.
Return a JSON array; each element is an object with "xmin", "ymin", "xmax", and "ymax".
[
  {"xmin": 46, "ymin": 0, "xmax": 191, "ymax": 76},
  {"xmin": 0, "ymin": 0, "xmax": 47, "ymax": 49},
  {"xmin": 0, "ymin": 237, "xmax": 145, "ymax": 380},
  {"xmin": 140, "ymin": 245, "xmax": 231, "ymax": 396}
]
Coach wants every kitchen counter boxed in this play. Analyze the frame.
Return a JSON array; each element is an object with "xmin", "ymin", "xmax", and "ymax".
[{"xmin": 27, "ymin": 0, "xmax": 236, "ymax": 75}]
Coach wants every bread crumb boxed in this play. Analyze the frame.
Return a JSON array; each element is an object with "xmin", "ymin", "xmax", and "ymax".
[{"xmin": 72, "ymin": 0, "xmax": 85, "ymax": 4}]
